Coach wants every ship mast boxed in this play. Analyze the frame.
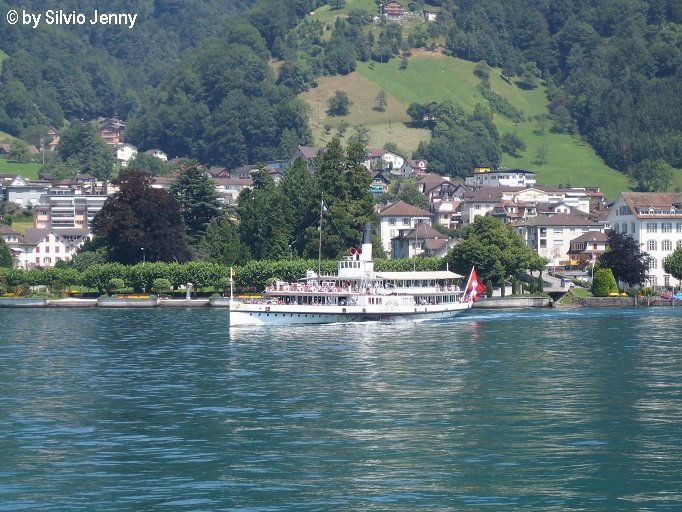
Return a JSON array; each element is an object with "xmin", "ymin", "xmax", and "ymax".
[{"xmin": 318, "ymin": 195, "xmax": 324, "ymax": 283}]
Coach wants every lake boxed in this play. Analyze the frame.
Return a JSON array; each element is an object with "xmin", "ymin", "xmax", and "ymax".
[{"xmin": 1, "ymin": 307, "xmax": 680, "ymax": 510}]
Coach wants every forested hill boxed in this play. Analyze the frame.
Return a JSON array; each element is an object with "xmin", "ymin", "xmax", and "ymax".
[
  {"xmin": 1, "ymin": 0, "xmax": 681, "ymax": 184},
  {"xmin": 0, "ymin": 0, "xmax": 256, "ymax": 130}
]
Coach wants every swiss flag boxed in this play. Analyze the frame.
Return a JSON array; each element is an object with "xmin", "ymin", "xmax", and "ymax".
[{"xmin": 465, "ymin": 268, "xmax": 486, "ymax": 302}]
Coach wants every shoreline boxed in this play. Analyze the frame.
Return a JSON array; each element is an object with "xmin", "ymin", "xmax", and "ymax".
[{"xmin": 0, "ymin": 295, "xmax": 679, "ymax": 309}]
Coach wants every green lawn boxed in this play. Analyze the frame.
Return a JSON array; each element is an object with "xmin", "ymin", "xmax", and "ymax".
[
  {"xmin": 300, "ymin": 52, "xmax": 633, "ymax": 199},
  {"xmin": 0, "ymin": 158, "xmax": 42, "ymax": 179},
  {"xmin": 307, "ymin": 0, "xmax": 377, "ymax": 25}
]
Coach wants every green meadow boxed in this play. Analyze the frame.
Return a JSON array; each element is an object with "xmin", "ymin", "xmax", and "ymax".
[{"xmin": 300, "ymin": 51, "xmax": 635, "ymax": 199}]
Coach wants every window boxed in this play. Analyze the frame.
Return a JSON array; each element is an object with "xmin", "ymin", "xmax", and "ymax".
[
  {"xmin": 35, "ymin": 246, "xmax": 40, "ymax": 253},
  {"xmin": 622, "ymin": 223, "xmax": 627, "ymax": 233},
  {"xmin": 663, "ymin": 240, "xmax": 672, "ymax": 251},
  {"xmin": 648, "ymin": 240, "xmax": 657, "ymax": 251},
  {"xmin": 553, "ymin": 228, "xmax": 562, "ymax": 234},
  {"xmin": 55, "ymin": 246, "xmax": 60, "ymax": 253},
  {"xmin": 678, "ymin": 240, "xmax": 682, "ymax": 249},
  {"xmin": 403, "ymin": 218, "xmax": 410, "ymax": 226},
  {"xmin": 649, "ymin": 258, "xmax": 657, "ymax": 269},
  {"xmin": 647, "ymin": 222, "xmax": 657, "ymax": 233},
  {"xmin": 663, "ymin": 222, "xmax": 673, "ymax": 233},
  {"xmin": 389, "ymin": 218, "xmax": 396, "ymax": 226},
  {"xmin": 631, "ymin": 222, "xmax": 636, "ymax": 233},
  {"xmin": 613, "ymin": 224, "xmax": 619, "ymax": 233},
  {"xmin": 677, "ymin": 223, "xmax": 682, "ymax": 233},
  {"xmin": 665, "ymin": 275, "xmax": 670, "ymax": 287}
]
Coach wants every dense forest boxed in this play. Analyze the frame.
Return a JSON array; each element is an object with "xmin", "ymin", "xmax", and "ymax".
[{"xmin": 0, "ymin": 0, "xmax": 680, "ymax": 182}]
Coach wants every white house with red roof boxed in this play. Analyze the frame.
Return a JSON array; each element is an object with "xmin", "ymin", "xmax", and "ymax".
[
  {"xmin": 378, "ymin": 200, "xmax": 433, "ymax": 257},
  {"xmin": 605, "ymin": 192, "xmax": 682, "ymax": 288}
]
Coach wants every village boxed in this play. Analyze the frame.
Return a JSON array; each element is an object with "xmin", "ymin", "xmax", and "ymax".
[{"xmin": 1, "ymin": 117, "xmax": 681, "ymax": 290}]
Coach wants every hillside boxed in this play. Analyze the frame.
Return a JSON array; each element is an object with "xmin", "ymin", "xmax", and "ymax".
[{"xmin": 300, "ymin": 52, "xmax": 631, "ymax": 199}]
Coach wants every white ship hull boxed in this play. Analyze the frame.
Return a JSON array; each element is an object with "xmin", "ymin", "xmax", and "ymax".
[{"xmin": 229, "ymin": 300, "xmax": 472, "ymax": 326}]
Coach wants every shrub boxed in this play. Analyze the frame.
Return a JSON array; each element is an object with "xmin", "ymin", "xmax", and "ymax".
[
  {"xmin": 152, "ymin": 278, "xmax": 172, "ymax": 295},
  {"xmin": 591, "ymin": 268, "xmax": 618, "ymax": 296},
  {"xmin": 107, "ymin": 278, "xmax": 125, "ymax": 295}
]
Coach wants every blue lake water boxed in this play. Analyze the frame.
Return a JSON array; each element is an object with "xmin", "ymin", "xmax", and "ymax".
[{"xmin": 1, "ymin": 306, "xmax": 681, "ymax": 511}]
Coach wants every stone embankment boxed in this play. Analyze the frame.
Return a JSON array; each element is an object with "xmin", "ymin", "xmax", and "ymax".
[{"xmin": 568, "ymin": 296, "xmax": 680, "ymax": 307}]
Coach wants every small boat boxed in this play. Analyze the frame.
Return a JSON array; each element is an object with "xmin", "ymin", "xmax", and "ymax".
[{"xmin": 229, "ymin": 223, "xmax": 483, "ymax": 327}]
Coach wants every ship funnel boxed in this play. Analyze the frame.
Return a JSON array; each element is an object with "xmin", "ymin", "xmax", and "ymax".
[
  {"xmin": 362, "ymin": 222, "xmax": 372, "ymax": 244},
  {"xmin": 361, "ymin": 222, "xmax": 372, "ymax": 261}
]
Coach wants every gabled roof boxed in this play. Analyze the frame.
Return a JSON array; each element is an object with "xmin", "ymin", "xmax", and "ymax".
[
  {"xmin": 394, "ymin": 222, "xmax": 445, "ymax": 240},
  {"xmin": 379, "ymin": 200, "xmax": 431, "ymax": 218},
  {"xmin": 295, "ymin": 145, "xmax": 321, "ymax": 159},
  {"xmin": 519, "ymin": 212, "xmax": 602, "ymax": 227},
  {"xmin": 620, "ymin": 192, "xmax": 682, "ymax": 218},
  {"xmin": 571, "ymin": 231, "xmax": 608, "ymax": 243},
  {"xmin": 18, "ymin": 228, "xmax": 50, "ymax": 245},
  {"xmin": 0, "ymin": 224, "xmax": 20, "ymax": 235}
]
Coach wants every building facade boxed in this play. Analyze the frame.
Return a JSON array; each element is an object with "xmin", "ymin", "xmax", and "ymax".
[{"xmin": 605, "ymin": 192, "xmax": 682, "ymax": 288}]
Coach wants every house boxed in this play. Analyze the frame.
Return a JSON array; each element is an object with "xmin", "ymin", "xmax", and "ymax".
[
  {"xmin": 490, "ymin": 198, "xmax": 538, "ymax": 224},
  {"xmin": 465, "ymin": 166, "xmax": 537, "ymax": 188},
  {"xmin": 422, "ymin": 10, "xmax": 437, "ymax": 21},
  {"xmin": 144, "ymin": 149, "xmax": 168, "ymax": 162},
  {"xmin": 33, "ymin": 190, "xmax": 107, "ymax": 229},
  {"xmin": 400, "ymin": 159, "xmax": 428, "ymax": 177},
  {"xmin": 370, "ymin": 171, "xmax": 391, "ymax": 198},
  {"xmin": 364, "ymin": 149, "xmax": 405, "ymax": 172},
  {"xmin": 0, "ymin": 224, "xmax": 20, "ymax": 245},
  {"xmin": 95, "ymin": 118, "xmax": 125, "ymax": 146},
  {"xmin": 47, "ymin": 127, "xmax": 60, "ymax": 150},
  {"xmin": 432, "ymin": 200, "xmax": 461, "ymax": 229},
  {"xmin": 381, "ymin": 2, "xmax": 405, "ymax": 19},
  {"xmin": 391, "ymin": 221, "xmax": 458, "ymax": 259},
  {"xmin": 605, "ymin": 192, "xmax": 682, "ymax": 288},
  {"xmin": 11, "ymin": 228, "xmax": 91, "ymax": 268},
  {"xmin": 378, "ymin": 200, "xmax": 433, "ymax": 257},
  {"xmin": 517, "ymin": 212, "xmax": 605, "ymax": 270},
  {"xmin": 213, "ymin": 177, "xmax": 253, "ymax": 204},
  {"xmin": 567, "ymin": 231, "xmax": 609, "ymax": 270},
  {"xmin": 4, "ymin": 175, "xmax": 51, "ymax": 207},
  {"xmin": 113, "ymin": 143, "xmax": 137, "ymax": 167},
  {"xmin": 289, "ymin": 145, "xmax": 321, "ymax": 172}
]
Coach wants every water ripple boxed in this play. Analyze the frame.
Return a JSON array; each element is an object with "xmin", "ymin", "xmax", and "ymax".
[{"xmin": 1, "ymin": 307, "xmax": 681, "ymax": 510}]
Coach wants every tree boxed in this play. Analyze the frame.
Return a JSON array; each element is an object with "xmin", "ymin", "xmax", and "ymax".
[
  {"xmin": 309, "ymin": 137, "xmax": 375, "ymax": 259},
  {"xmin": 591, "ymin": 268, "xmax": 618, "ymax": 296},
  {"xmin": 0, "ymin": 237, "xmax": 13, "ymax": 268},
  {"xmin": 56, "ymin": 123, "xmax": 113, "ymax": 182},
  {"xmin": 170, "ymin": 161, "xmax": 222, "ymax": 245},
  {"xmin": 445, "ymin": 216, "xmax": 547, "ymax": 292},
  {"xmin": 279, "ymin": 158, "xmax": 319, "ymax": 256},
  {"xmin": 533, "ymin": 142, "xmax": 548, "ymax": 165},
  {"xmin": 92, "ymin": 169, "xmax": 192, "ymax": 264},
  {"xmin": 197, "ymin": 217, "xmax": 251, "ymax": 266},
  {"xmin": 398, "ymin": 183, "xmax": 429, "ymax": 210},
  {"xmin": 632, "ymin": 159, "xmax": 673, "ymax": 192},
  {"xmin": 663, "ymin": 246, "xmax": 682, "ymax": 286},
  {"xmin": 237, "ymin": 168, "xmax": 292, "ymax": 261},
  {"xmin": 329, "ymin": 0, "xmax": 346, "ymax": 8},
  {"xmin": 598, "ymin": 231, "xmax": 650, "ymax": 287},
  {"xmin": 8, "ymin": 140, "xmax": 32, "ymax": 163},
  {"xmin": 128, "ymin": 153, "xmax": 168, "ymax": 176},
  {"xmin": 348, "ymin": 125, "xmax": 370, "ymax": 147},
  {"xmin": 375, "ymin": 90, "xmax": 388, "ymax": 112},
  {"xmin": 501, "ymin": 132, "xmax": 527, "ymax": 157},
  {"xmin": 327, "ymin": 90, "xmax": 352, "ymax": 116}
]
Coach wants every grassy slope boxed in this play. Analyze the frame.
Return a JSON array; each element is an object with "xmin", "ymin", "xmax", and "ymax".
[
  {"xmin": 0, "ymin": 158, "xmax": 42, "ymax": 179},
  {"xmin": 299, "ymin": 50, "xmax": 633, "ymax": 199}
]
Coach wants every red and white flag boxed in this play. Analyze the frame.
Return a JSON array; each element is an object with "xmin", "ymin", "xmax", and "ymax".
[{"xmin": 465, "ymin": 268, "xmax": 486, "ymax": 302}]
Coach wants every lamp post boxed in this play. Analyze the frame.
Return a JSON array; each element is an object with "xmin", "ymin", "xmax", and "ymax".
[{"xmin": 141, "ymin": 247, "xmax": 146, "ymax": 265}]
